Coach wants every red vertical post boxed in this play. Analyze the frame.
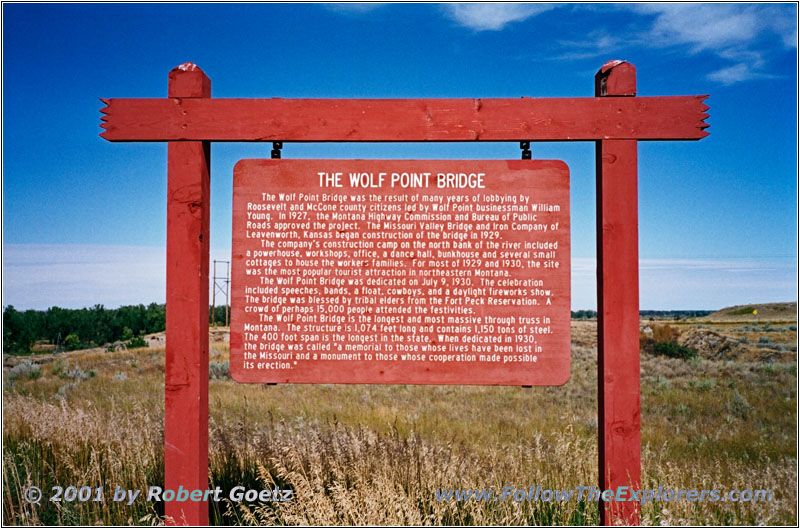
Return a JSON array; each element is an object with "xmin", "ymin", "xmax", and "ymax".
[
  {"xmin": 595, "ymin": 60, "xmax": 641, "ymax": 525},
  {"xmin": 165, "ymin": 63, "xmax": 211, "ymax": 526}
]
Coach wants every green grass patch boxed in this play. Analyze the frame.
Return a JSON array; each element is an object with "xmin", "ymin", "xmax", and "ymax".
[
  {"xmin": 727, "ymin": 306, "xmax": 757, "ymax": 316},
  {"xmin": 652, "ymin": 342, "xmax": 697, "ymax": 360}
]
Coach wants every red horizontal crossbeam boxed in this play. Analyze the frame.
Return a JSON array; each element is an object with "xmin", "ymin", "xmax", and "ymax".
[{"xmin": 100, "ymin": 96, "xmax": 708, "ymax": 142}]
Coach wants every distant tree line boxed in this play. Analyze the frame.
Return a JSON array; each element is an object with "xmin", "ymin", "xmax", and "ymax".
[
  {"xmin": 3, "ymin": 303, "xmax": 712, "ymax": 355},
  {"xmin": 210, "ymin": 305, "xmax": 231, "ymax": 327},
  {"xmin": 639, "ymin": 310, "xmax": 713, "ymax": 320},
  {"xmin": 3, "ymin": 303, "xmax": 166, "ymax": 354},
  {"xmin": 3, "ymin": 303, "xmax": 232, "ymax": 355},
  {"xmin": 570, "ymin": 310, "xmax": 713, "ymax": 320}
]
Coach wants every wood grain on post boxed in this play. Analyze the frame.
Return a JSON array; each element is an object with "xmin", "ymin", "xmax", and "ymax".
[
  {"xmin": 595, "ymin": 60, "xmax": 641, "ymax": 526},
  {"xmin": 165, "ymin": 63, "xmax": 211, "ymax": 526}
]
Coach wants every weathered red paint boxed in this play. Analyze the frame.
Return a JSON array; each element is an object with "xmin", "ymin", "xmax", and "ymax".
[
  {"xmin": 165, "ymin": 64, "xmax": 210, "ymax": 526},
  {"xmin": 99, "ymin": 95, "xmax": 709, "ymax": 142},
  {"xmin": 597, "ymin": 60, "xmax": 637, "ymax": 96},
  {"xmin": 230, "ymin": 159, "xmax": 571, "ymax": 386},
  {"xmin": 596, "ymin": 61, "xmax": 641, "ymax": 525}
]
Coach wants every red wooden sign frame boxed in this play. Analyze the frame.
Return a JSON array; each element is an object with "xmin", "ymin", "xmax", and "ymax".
[{"xmin": 100, "ymin": 60, "xmax": 709, "ymax": 526}]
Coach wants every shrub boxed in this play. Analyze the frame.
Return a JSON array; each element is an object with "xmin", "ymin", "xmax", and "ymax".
[
  {"xmin": 209, "ymin": 360, "xmax": 230, "ymax": 380},
  {"xmin": 8, "ymin": 362, "xmax": 41, "ymax": 381},
  {"xmin": 652, "ymin": 324, "xmax": 680, "ymax": 343},
  {"xmin": 652, "ymin": 342, "xmax": 697, "ymax": 360},
  {"xmin": 727, "ymin": 389, "xmax": 753, "ymax": 420},
  {"xmin": 689, "ymin": 378, "xmax": 716, "ymax": 391},
  {"xmin": 640, "ymin": 324, "xmax": 687, "ymax": 357},
  {"xmin": 57, "ymin": 382, "xmax": 77, "ymax": 398},
  {"xmin": 127, "ymin": 334, "xmax": 147, "ymax": 349},
  {"xmin": 62, "ymin": 365, "xmax": 90, "ymax": 381},
  {"xmin": 64, "ymin": 333, "xmax": 81, "ymax": 351},
  {"xmin": 51, "ymin": 358, "xmax": 66, "ymax": 377}
]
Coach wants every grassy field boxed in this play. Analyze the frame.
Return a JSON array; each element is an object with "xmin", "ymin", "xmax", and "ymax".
[{"xmin": 3, "ymin": 317, "xmax": 797, "ymax": 525}]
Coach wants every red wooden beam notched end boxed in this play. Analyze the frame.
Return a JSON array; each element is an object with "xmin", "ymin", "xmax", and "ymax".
[
  {"xmin": 99, "ymin": 100, "xmax": 113, "ymax": 137},
  {"xmin": 697, "ymin": 95, "xmax": 711, "ymax": 136},
  {"xmin": 98, "ymin": 96, "xmax": 710, "ymax": 142}
]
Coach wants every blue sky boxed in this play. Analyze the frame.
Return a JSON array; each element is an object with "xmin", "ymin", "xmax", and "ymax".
[{"xmin": 2, "ymin": 3, "xmax": 797, "ymax": 310}]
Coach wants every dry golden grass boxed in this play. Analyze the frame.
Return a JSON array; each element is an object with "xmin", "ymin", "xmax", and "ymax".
[{"xmin": 3, "ymin": 321, "xmax": 797, "ymax": 525}]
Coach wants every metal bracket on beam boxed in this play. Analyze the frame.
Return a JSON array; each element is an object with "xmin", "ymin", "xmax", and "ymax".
[
  {"xmin": 520, "ymin": 141, "xmax": 532, "ymax": 160},
  {"xmin": 271, "ymin": 141, "xmax": 283, "ymax": 159}
]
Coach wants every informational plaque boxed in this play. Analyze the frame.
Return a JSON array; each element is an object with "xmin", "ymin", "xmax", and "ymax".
[{"xmin": 230, "ymin": 159, "xmax": 570, "ymax": 385}]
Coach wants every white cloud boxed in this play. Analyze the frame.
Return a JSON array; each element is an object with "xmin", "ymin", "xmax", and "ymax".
[
  {"xmin": 706, "ymin": 62, "xmax": 771, "ymax": 85},
  {"xmin": 629, "ymin": 3, "xmax": 796, "ymax": 85},
  {"xmin": 435, "ymin": 3, "xmax": 794, "ymax": 84},
  {"xmin": 552, "ymin": 30, "xmax": 622, "ymax": 61},
  {"xmin": 634, "ymin": 4, "xmax": 762, "ymax": 52},
  {"xmin": 443, "ymin": 3, "xmax": 554, "ymax": 31}
]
